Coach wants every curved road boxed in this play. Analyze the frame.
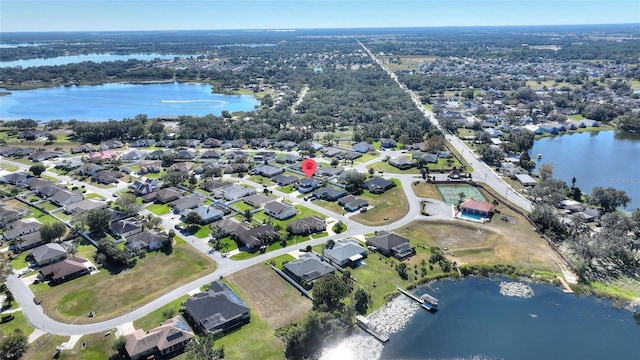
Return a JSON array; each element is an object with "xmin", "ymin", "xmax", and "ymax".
[{"xmin": 5, "ymin": 45, "xmax": 534, "ymax": 336}]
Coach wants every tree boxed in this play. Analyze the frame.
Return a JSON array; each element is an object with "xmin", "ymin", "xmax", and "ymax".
[
  {"xmin": 184, "ymin": 212, "xmax": 203, "ymax": 226},
  {"xmin": 0, "ymin": 330, "xmax": 28, "ymax": 360},
  {"xmin": 354, "ymin": 288, "xmax": 371, "ymax": 315},
  {"xmin": 29, "ymin": 164, "xmax": 46, "ymax": 177},
  {"xmin": 186, "ymin": 335, "xmax": 224, "ymax": 360},
  {"xmin": 243, "ymin": 209, "xmax": 253, "ymax": 222},
  {"xmin": 481, "ymin": 146, "xmax": 504, "ymax": 164},
  {"xmin": 324, "ymin": 239, "xmax": 335, "ymax": 249},
  {"xmin": 343, "ymin": 171, "xmax": 367, "ymax": 194},
  {"xmin": 529, "ymin": 178, "xmax": 567, "ymax": 206},
  {"xmin": 0, "ymin": 256, "xmax": 12, "ymax": 283},
  {"xmin": 39, "ymin": 221, "xmax": 67, "ymax": 243},
  {"xmin": 312, "ymin": 274, "xmax": 350, "ymax": 311},
  {"xmin": 202, "ymin": 166, "xmax": 223, "ymax": 179},
  {"xmin": 115, "ymin": 193, "xmax": 142, "ymax": 214},
  {"xmin": 162, "ymin": 171, "xmax": 187, "ymax": 187},
  {"xmin": 538, "ymin": 164, "xmax": 554, "ymax": 180},
  {"xmin": 587, "ymin": 187, "xmax": 631, "ymax": 212},
  {"xmin": 86, "ymin": 209, "xmax": 111, "ymax": 234},
  {"xmin": 145, "ymin": 214, "xmax": 162, "ymax": 229}
]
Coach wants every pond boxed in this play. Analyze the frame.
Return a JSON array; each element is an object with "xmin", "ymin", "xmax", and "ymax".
[{"xmin": 0, "ymin": 82, "xmax": 259, "ymax": 121}]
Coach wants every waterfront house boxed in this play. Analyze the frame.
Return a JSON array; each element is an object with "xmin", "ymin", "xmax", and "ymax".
[
  {"xmin": 323, "ymin": 238, "xmax": 368, "ymax": 267},
  {"xmin": 283, "ymin": 253, "xmax": 335, "ymax": 284},
  {"xmin": 366, "ymin": 231, "xmax": 415, "ymax": 259}
]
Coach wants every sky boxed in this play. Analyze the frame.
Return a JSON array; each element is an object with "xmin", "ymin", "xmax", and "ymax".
[{"xmin": 1, "ymin": 0, "xmax": 638, "ymax": 32}]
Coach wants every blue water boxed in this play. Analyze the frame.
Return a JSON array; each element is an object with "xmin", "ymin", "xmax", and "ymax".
[
  {"xmin": 459, "ymin": 212, "xmax": 484, "ymax": 221},
  {"xmin": 0, "ymin": 82, "xmax": 259, "ymax": 121},
  {"xmin": 0, "ymin": 53, "xmax": 188, "ymax": 68},
  {"xmin": 328, "ymin": 277, "xmax": 640, "ymax": 360},
  {"xmin": 530, "ymin": 130, "xmax": 640, "ymax": 211}
]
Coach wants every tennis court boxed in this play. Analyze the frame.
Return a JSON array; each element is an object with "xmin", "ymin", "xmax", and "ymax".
[{"xmin": 437, "ymin": 185, "xmax": 486, "ymax": 205}]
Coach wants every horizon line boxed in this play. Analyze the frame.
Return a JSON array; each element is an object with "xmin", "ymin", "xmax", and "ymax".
[{"xmin": 3, "ymin": 22, "xmax": 639, "ymax": 34}]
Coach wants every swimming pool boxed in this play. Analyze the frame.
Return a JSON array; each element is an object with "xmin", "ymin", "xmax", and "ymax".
[{"xmin": 458, "ymin": 212, "xmax": 484, "ymax": 222}]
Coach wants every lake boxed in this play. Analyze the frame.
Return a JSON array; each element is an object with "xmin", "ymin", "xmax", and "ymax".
[
  {"xmin": 322, "ymin": 277, "xmax": 640, "ymax": 360},
  {"xmin": 0, "ymin": 53, "xmax": 188, "ymax": 68},
  {"xmin": 0, "ymin": 82, "xmax": 259, "ymax": 121},
  {"xmin": 530, "ymin": 130, "xmax": 640, "ymax": 212}
]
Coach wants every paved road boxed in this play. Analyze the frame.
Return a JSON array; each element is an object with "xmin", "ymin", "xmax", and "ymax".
[
  {"xmin": 3, "ymin": 45, "xmax": 534, "ymax": 336},
  {"xmin": 358, "ymin": 40, "xmax": 532, "ymax": 212}
]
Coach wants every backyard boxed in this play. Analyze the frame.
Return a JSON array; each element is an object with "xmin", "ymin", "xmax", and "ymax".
[{"xmin": 29, "ymin": 239, "xmax": 216, "ymax": 324}]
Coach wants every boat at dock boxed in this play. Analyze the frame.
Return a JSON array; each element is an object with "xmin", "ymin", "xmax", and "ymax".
[{"xmin": 397, "ymin": 287, "xmax": 439, "ymax": 312}]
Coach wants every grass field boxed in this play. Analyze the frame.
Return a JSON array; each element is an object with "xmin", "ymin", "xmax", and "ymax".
[
  {"xmin": 0, "ymin": 162, "xmax": 20, "ymax": 172},
  {"xmin": 380, "ymin": 55, "xmax": 438, "ymax": 71},
  {"xmin": 9, "ymin": 251, "xmax": 30, "ymax": 269},
  {"xmin": 366, "ymin": 161, "xmax": 420, "ymax": 174},
  {"xmin": 30, "ymin": 242, "xmax": 216, "ymax": 324},
  {"xmin": 350, "ymin": 179, "xmax": 409, "ymax": 226},
  {"xmin": 193, "ymin": 225, "xmax": 211, "ymax": 239},
  {"xmin": 133, "ymin": 295, "xmax": 190, "ymax": 331}
]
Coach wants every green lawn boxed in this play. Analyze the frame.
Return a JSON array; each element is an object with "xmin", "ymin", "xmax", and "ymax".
[
  {"xmin": 247, "ymin": 175, "xmax": 274, "ymax": 186},
  {"xmin": 29, "ymin": 242, "xmax": 216, "ymax": 324},
  {"xmin": 28, "ymin": 207, "xmax": 59, "ymax": 225},
  {"xmin": 133, "ymin": 295, "xmax": 190, "ymax": 331},
  {"xmin": 147, "ymin": 203, "xmax": 171, "ymax": 215},
  {"xmin": 39, "ymin": 201, "xmax": 59, "ymax": 212},
  {"xmin": 230, "ymin": 240, "xmax": 290, "ymax": 260},
  {"xmin": 143, "ymin": 169, "xmax": 166, "ymax": 179},
  {"xmin": 0, "ymin": 162, "xmax": 19, "ymax": 172},
  {"xmin": 0, "ymin": 311, "xmax": 34, "ymax": 338},
  {"xmin": 9, "ymin": 251, "xmax": 30, "ymax": 269},
  {"xmin": 354, "ymin": 152, "xmax": 378, "ymax": 164},
  {"xmin": 569, "ymin": 114, "xmax": 585, "ymax": 120},
  {"xmin": 351, "ymin": 179, "xmax": 410, "ymax": 226},
  {"xmin": 193, "ymin": 225, "xmax": 211, "ymax": 239},
  {"xmin": 84, "ymin": 193, "xmax": 106, "ymax": 200},
  {"xmin": 231, "ymin": 200, "xmax": 255, "ymax": 212},
  {"xmin": 269, "ymin": 254, "xmax": 296, "ymax": 268}
]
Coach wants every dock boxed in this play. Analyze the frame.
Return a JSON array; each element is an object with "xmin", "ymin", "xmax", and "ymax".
[
  {"xmin": 356, "ymin": 315, "xmax": 389, "ymax": 343},
  {"xmin": 397, "ymin": 287, "xmax": 439, "ymax": 311},
  {"xmin": 557, "ymin": 276, "xmax": 574, "ymax": 294}
]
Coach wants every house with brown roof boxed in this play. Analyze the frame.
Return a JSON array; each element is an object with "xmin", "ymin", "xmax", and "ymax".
[
  {"xmin": 38, "ymin": 256, "xmax": 94, "ymax": 284},
  {"xmin": 233, "ymin": 224, "xmax": 278, "ymax": 251},
  {"xmin": 459, "ymin": 199, "xmax": 493, "ymax": 218},
  {"xmin": 143, "ymin": 187, "xmax": 183, "ymax": 203},
  {"xmin": 125, "ymin": 315, "xmax": 195, "ymax": 360}
]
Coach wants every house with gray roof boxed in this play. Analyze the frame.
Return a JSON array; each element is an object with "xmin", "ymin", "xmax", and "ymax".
[
  {"xmin": 170, "ymin": 195, "xmax": 203, "ymax": 213},
  {"xmin": 353, "ymin": 142, "xmax": 374, "ymax": 153},
  {"xmin": 366, "ymin": 231, "xmax": 415, "ymax": 259},
  {"xmin": 37, "ymin": 184, "xmax": 67, "ymax": 198},
  {"xmin": 243, "ymin": 194, "xmax": 272, "ymax": 208},
  {"xmin": 125, "ymin": 230, "xmax": 167, "ymax": 253},
  {"xmin": 0, "ymin": 204, "xmax": 23, "ymax": 228},
  {"xmin": 1, "ymin": 172, "xmax": 29, "ymax": 185},
  {"xmin": 363, "ymin": 177, "xmax": 395, "ymax": 194},
  {"xmin": 122, "ymin": 150, "xmax": 146, "ymax": 162},
  {"xmin": 285, "ymin": 216, "xmax": 326, "ymax": 235},
  {"xmin": 222, "ymin": 185, "xmax": 256, "ymax": 201},
  {"xmin": 143, "ymin": 187, "xmax": 183, "ymax": 203},
  {"xmin": 315, "ymin": 166, "xmax": 343, "ymax": 177},
  {"xmin": 253, "ymin": 164, "xmax": 284, "ymax": 178},
  {"xmin": 323, "ymin": 147, "xmax": 343, "ymax": 157},
  {"xmin": 181, "ymin": 206, "xmax": 224, "ymax": 224},
  {"xmin": 51, "ymin": 189, "xmax": 83, "ymax": 207},
  {"xmin": 234, "ymin": 224, "xmax": 278, "ymax": 250},
  {"xmin": 30, "ymin": 243, "xmax": 67, "ymax": 266},
  {"xmin": 64, "ymin": 199, "xmax": 108, "ymax": 214},
  {"xmin": 283, "ymin": 253, "xmax": 335, "ymax": 284},
  {"xmin": 389, "ymin": 157, "xmax": 416, "ymax": 169},
  {"xmin": 323, "ymin": 238, "xmax": 368, "ymax": 267},
  {"xmin": 275, "ymin": 154, "xmax": 301, "ymax": 164},
  {"xmin": 14, "ymin": 232, "xmax": 46, "ymax": 252},
  {"xmin": 264, "ymin": 202, "xmax": 297, "ymax": 220},
  {"xmin": 312, "ymin": 187, "xmax": 347, "ymax": 201},
  {"xmin": 515, "ymin": 174, "xmax": 537, "ymax": 186},
  {"xmin": 272, "ymin": 174, "xmax": 298, "ymax": 186},
  {"xmin": 110, "ymin": 218, "xmax": 143, "ymax": 238},
  {"xmin": 3, "ymin": 218, "xmax": 42, "ymax": 241},
  {"xmin": 184, "ymin": 281, "xmax": 251, "ymax": 335}
]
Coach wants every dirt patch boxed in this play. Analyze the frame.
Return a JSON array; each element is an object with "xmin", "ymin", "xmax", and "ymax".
[{"xmin": 226, "ymin": 263, "xmax": 312, "ymax": 329}]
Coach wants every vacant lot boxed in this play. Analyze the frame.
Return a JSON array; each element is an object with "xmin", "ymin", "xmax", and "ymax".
[
  {"xmin": 30, "ymin": 240, "xmax": 216, "ymax": 324},
  {"xmin": 351, "ymin": 179, "xmax": 409, "ymax": 226},
  {"xmin": 411, "ymin": 182, "xmax": 442, "ymax": 199},
  {"xmin": 396, "ymin": 219, "xmax": 558, "ymax": 271},
  {"xmin": 225, "ymin": 261, "xmax": 312, "ymax": 329}
]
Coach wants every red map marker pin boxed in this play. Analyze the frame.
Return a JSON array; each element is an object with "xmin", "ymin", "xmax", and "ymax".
[{"xmin": 302, "ymin": 158, "xmax": 317, "ymax": 178}]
